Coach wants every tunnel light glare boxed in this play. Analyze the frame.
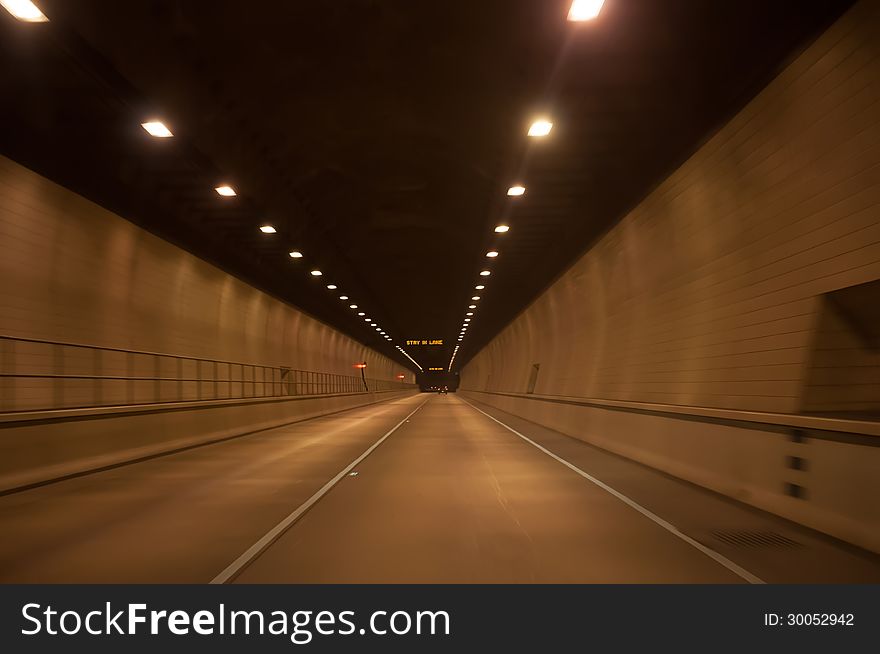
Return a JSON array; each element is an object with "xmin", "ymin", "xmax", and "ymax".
[
  {"xmin": 364, "ymin": 318, "xmax": 371, "ymax": 322},
  {"xmin": 466, "ymin": 312, "xmax": 474, "ymax": 316},
  {"xmin": 370, "ymin": 323, "xmax": 376, "ymax": 327},
  {"xmin": 259, "ymin": 225, "xmax": 276, "ymax": 234},
  {"xmin": 480, "ymin": 270, "xmax": 491, "ymax": 276},
  {"xmin": 472, "ymin": 296, "xmax": 480, "ymax": 301},
  {"xmin": 486, "ymin": 250, "xmax": 499, "ymax": 258},
  {"xmin": 141, "ymin": 121, "xmax": 173, "ymax": 138},
  {"xmin": 475, "ymin": 285, "xmax": 485, "ymax": 290},
  {"xmin": 326, "ymin": 284, "xmax": 337, "ymax": 290},
  {"xmin": 528, "ymin": 119, "xmax": 553, "ymax": 137},
  {"xmin": 1, "ymin": 0, "xmax": 47, "ymax": 21},
  {"xmin": 464, "ymin": 318, "xmax": 471, "ymax": 322},
  {"xmin": 507, "ymin": 185, "xmax": 525, "ymax": 197},
  {"xmin": 349, "ymin": 304, "xmax": 358, "ymax": 309},
  {"xmin": 468, "ymin": 304, "xmax": 477, "ymax": 309},
  {"xmin": 358, "ymin": 312, "xmax": 365, "ymax": 316},
  {"xmin": 288, "ymin": 250, "xmax": 303, "ymax": 258},
  {"xmin": 309, "ymin": 270, "xmax": 322, "ymax": 276},
  {"xmin": 215, "ymin": 185, "xmax": 236, "ymax": 197},
  {"xmin": 494, "ymin": 224, "xmax": 510, "ymax": 233},
  {"xmin": 568, "ymin": 0, "xmax": 604, "ymax": 21}
]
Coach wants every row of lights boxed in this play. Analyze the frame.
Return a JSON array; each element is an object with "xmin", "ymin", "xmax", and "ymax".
[
  {"xmin": 447, "ymin": 0, "xmax": 604, "ymax": 372},
  {"xmin": 144, "ymin": 124, "xmax": 407, "ymax": 350},
  {"xmin": 2, "ymin": 0, "xmax": 425, "ymax": 372}
]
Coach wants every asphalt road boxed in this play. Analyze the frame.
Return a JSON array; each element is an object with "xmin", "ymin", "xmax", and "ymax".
[{"xmin": 1, "ymin": 394, "xmax": 877, "ymax": 583}]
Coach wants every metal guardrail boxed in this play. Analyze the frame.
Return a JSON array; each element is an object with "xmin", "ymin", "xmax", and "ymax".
[
  {"xmin": 459, "ymin": 389, "xmax": 880, "ymax": 441},
  {"xmin": 0, "ymin": 335, "xmax": 415, "ymax": 413}
]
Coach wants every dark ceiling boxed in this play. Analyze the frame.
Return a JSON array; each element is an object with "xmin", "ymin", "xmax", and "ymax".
[{"xmin": 0, "ymin": 0, "xmax": 853, "ymax": 375}]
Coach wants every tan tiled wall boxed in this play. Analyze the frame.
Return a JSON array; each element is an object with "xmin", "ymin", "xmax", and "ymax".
[
  {"xmin": 461, "ymin": 0, "xmax": 880, "ymax": 415},
  {"xmin": 0, "ymin": 155, "xmax": 411, "ymax": 413}
]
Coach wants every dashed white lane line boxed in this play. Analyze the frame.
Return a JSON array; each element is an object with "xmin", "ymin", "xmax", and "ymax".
[
  {"xmin": 211, "ymin": 398, "xmax": 429, "ymax": 584},
  {"xmin": 460, "ymin": 397, "xmax": 765, "ymax": 584}
]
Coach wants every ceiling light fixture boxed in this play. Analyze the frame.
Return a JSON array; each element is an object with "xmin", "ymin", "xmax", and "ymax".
[
  {"xmin": 349, "ymin": 304, "xmax": 358, "ymax": 309},
  {"xmin": 141, "ymin": 121, "xmax": 173, "ymax": 138},
  {"xmin": 310, "ymin": 270, "xmax": 322, "ymax": 276},
  {"xmin": 339, "ymin": 295, "xmax": 349, "ymax": 300},
  {"xmin": 475, "ymin": 285, "xmax": 485, "ymax": 290},
  {"xmin": 494, "ymin": 224, "xmax": 510, "ymax": 233},
  {"xmin": 326, "ymin": 284, "xmax": 337, "ymax": 290},
  {"xmin": 486, "ymin": 251, "xmax": 499, "ymax": 258},
  {"xmin": 528, "ymin": 119, "xmax": 553, "ymax": 137},
  {"xmin": 358, "ymin": 312, "xmax": 365, "ymax": 316},
  {"xmin": 472, "ymin": 296, "xmax": 481, "ymax": 301},
  {"xmin": 468, "ymin": 305, "xmax": 477, "ymax": 309},
  {"xmin": 480, "ymin": 270, "xmax": 491, "ymax": 276},
  {"xmin": 1, "ymin": 0, "xmax": 47, "ymax": 21},
  {"xmin": 259, "ymin": 225, "xmax": 276, "ymax": 234},
  {"xmin": 289, "ymin": 250, "xmax": 303, "ymax": 258},
  {"xmin": 568, "ymin": 0, "xmax": 604, "ymax": 21},
  {"xmin": 507, "ymin": 185, "xmax": 525, "ymax": 197},
  {"xmin": 215, "ymin": 185, "xmax": 236, "ymax": 197}
]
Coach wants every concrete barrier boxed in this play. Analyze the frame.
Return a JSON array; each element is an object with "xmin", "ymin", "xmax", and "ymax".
[
  {"xmin": 460, "ymin": 390, "xmax": 880, "ymax": 554},
  {"xmin": 0, "ymin": 390, "xmax": 418, "ymax": 493}
]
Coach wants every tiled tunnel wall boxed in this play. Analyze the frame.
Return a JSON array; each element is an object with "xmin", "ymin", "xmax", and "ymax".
[
  {"xmin": 0, "ymin": 154, "xmax": 414, "ymax": 413},
  {"xmin": 461, "ymin": 0, "xmax": 880, "ymax": 416}
]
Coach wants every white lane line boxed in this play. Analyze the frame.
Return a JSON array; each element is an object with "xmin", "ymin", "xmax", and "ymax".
[
  {"xmin": 211, "ymin": 398, "xmax": 429, "ymax": 584},
  {"xmin": 460, "ymin": 398, "xmax": 765, "ymax": 584}
]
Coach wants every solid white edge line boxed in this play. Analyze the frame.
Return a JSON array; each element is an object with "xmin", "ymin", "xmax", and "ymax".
[
  {"xmin": 210, "ymin": 397, "xmax": 429, "ymax": 584},
  {"xmin": 460, "ymin": 397, "xmax": 766, "ymax": 585}
]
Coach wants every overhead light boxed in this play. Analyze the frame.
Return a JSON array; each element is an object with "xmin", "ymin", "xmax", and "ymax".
[
  {"xmin": 528, "ymin": 119, "xmax": 553, "ymax": 137},
  {"xmin": 259, "ymin": 225, "xmax": 276, "ymax": 234},
  {"xmin": 468, "ymin": 305, "xmax": 476, "ymax": 309},
  {"xmin": 310, "ymin": 270, "xmax": 322, "ymax": 276},
  {"xmin": 507, "ymin": 185, "xmax": 525, "ymax": 197},
  {"xmin": 349, "ymin": 304, "xmax": 358, "ymax": 309},
  {"xmin": 1, "ymin": 0, "xmax": 47, "ymax": 21},
  {"xmin": 141, "ymin": 121, "xmax": 173, "ymax": 138},
  {"xmin": 480, "ymin": 270, "xmax": 491, "ymax": 276},
  {"xmin": 380, "ymin": 331, "xmax": 386, "ymax": 335},
  {"xmin": 289, "ymin": 250, "xmax": 303, "ymax": 258},
  {"xmin": 215, "ymin": 185, "xmax": 236, "ymax": 197},
  {"xmin": 464, "ymin": 318, "xmax": 471, "ymax": 322},
  {"xmin": 326, "ymin": 284, "xmax": 337, "ymax": 290},
  {"xmin": 358, "ymin": 312, "xmax": 365, "ymax": 316},
  {"xmin": 364, "ymin": 318, "xmax": 371, "ymax": 322},
  {"xmin": 486, "ymin": 251, "xmax": 499, "ymax": 258},
  {"xmin": 472, "ymin": 296, "xmax": 481, "ymax": 301},
  {"xmin": 568, "ymin": 0, "xmax": 604, "ymax": 21},
  {"xmin": 475, "ymin": 285, "xmax": 485, "ymax": 290},
  {"xmin": 494, "ymin": 224, "xmax": 510, "ymax": 233},
  {"xmin": 466, "ymin": 312, "xmax": 474, "ymax": 316},
  {"xmin": 370, "ymin": 323, "xmax": 377, "ymax": 327}
]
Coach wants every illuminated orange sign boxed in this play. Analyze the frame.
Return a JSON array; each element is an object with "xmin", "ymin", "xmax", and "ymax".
[
  {"xmin": 406, "ymin": 339, "xmax": 444, "ymax": 346},
  {"xmin": 428, "ymin": 367, "xmax": 444, "ymax": 371}
]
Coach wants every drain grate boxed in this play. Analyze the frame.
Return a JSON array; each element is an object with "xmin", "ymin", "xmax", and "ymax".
[{"xmin": 711, "ymin": 530, "xmax": 801, "ymax": 549}]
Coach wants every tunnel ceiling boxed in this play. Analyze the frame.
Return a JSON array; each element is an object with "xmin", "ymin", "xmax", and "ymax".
[{"xmin": 0, "ymin": 0, "xmax": 853, "ymax": 374}]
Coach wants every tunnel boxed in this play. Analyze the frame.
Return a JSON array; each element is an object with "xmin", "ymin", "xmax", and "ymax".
[{"xmin": 1, "ymin": 0, "xmax": 879, "ymax": 591}]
